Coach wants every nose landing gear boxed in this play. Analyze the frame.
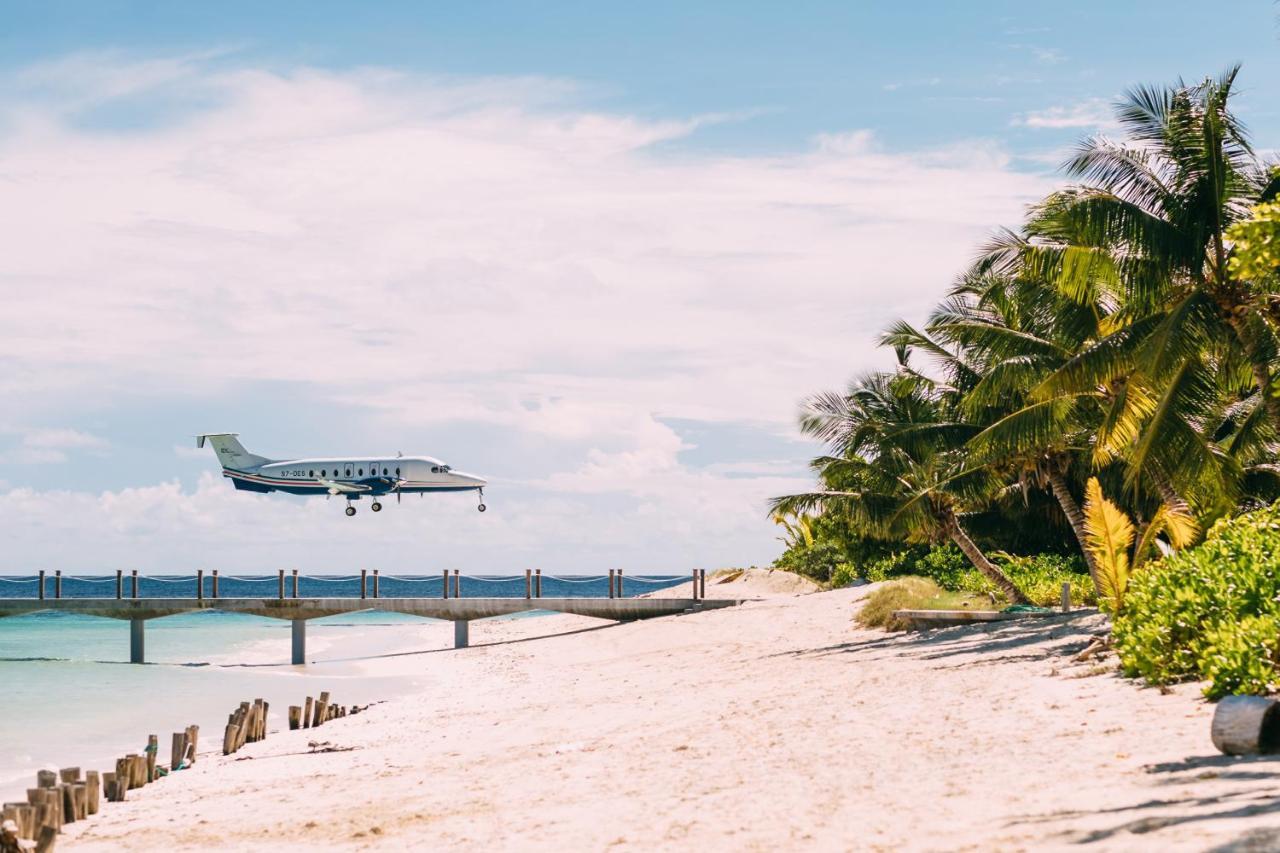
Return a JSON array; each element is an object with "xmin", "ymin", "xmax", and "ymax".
[{"xmin": 477, "ymin": 488, "xmax": 486, "ymax": 513}]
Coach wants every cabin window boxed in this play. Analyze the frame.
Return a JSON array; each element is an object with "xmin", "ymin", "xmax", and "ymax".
[
  {"xmin": 345, "ymin": 467, "xmax": 352, "ymax": 477},
  {"xmin": 431, "ymin": 466, "xmax": 440, "ymax": 473},
  {"xmin": 395, "ymin": 467, "xmax": 400, "ymax": 476},
  {"xmin": 382, "ymin": 467, "xmax": 388, "ymax": 475},
  {"xmin": 309, "ymin": 470, "xmax": 314, "ymax": 477},
  {"xmin": 358, "ymin": 468, "xmax": 364, "ymax": 476}
]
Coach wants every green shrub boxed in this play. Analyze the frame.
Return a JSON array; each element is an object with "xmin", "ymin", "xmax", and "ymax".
[
  {"xmin": 828, "ymin": 562, "xmax": 860, "ymax": 588},
  {"xmin": 1113, "ymin": 501, "xmax": 1280, "ymax": 697},
  {"xmin": 860, "ymin": 547, "xmax": 1091, "ymax": 607},
  {"xmin": 773, "ymin": 541, "xmax": 846, "ymax": 583},
  {"xmin": 856, "ymin": 577, "xmax": 944, "ymax": 631}
]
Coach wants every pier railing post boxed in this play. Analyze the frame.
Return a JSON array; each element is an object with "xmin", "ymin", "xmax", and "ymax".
[
  {"xmin": 38, "ymin": 570, "xmax": 45, "ymax": 600},
  {"xmin": 692, "ymin": 569, "xmax": 700, "ymax": 601},
  {"xmin": 608, "ymin": 569, "xmax": 615, "ymax": 599},
  {"xmin": 453, "ymin": 568, "xmax": 460, "ymax": 598},
  {"xmin": 54, "ymin": 570, "xmax": 61, "ymax": 599},
  {"xmin": 116, "ymin": 569, "xmax": 122, "ymax": 600},
  {"xmin": 361, "ymin": 569, "xmax": 367, "ymax": 600},
  {"xmin": 197, "ymin": 569, "xmax": 203, "ymax": 601},
  {"xmin": 131, "ymin": 570, "xmax": 138, "ymax": 599},
  {"xmin": 617, "ymin": 569, "xmax": 624, "ymax": 598},
  {"xmin": 699, "ymin": 568, "xmax": 706, "ymax": 599},
  {"xmin": 373, "ymin": 569, "xmax": 379, "ymax": 599},
  {"xmin": 130, "ymin": 618, "xmax": 145, "ymax": 664},
  {"xmin": 277, "ymin": 570, "xmax": 284, "ymax": 600},
  {"xmin": 525, "ymin": 569, "xmax": 531, "ymax": 600},
  {"xmin": 212, "ymin": 570, "xmax": 219, "ymax": 599},
  {"xmin": 535, "ymin": 568, "xmax": 542, "ymax": 598},
  {"xmin": 442, "ymin": 569, "xmax": 449, "ymax": 600},
  {"xmin": 292, "ymin": 569, "xmax": 299, "ymax": 599}
]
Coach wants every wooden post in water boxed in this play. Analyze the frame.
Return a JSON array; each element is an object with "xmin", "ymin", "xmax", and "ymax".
[
  {"xmin": 54, "ymin": 571, "xmax": 61, "ymax": 599},
  {"xmin": 608, "ymin": 569, "xmax": 615, "ymax": 599},
  {"xmin": 535, "ymin": 568, "xmax": 542, "ymax": 598},
  {"xmin": 292, "ymin": 569, "xmax": 299, "ymax": 599},
  {"xmin": 278, "ymin": 569, "xmax": 284, "ymax": 600},
  {"xmin": 360, "ymin": 569, "xmax": 367, "ymax": 600},
  {"xmin": 1060, "ymin": 582, "xmax": 1071, "ymax": 613},
  {"xmin": 212, "ymin": 569, "xmax": 219, "ymax": 598},
  {"xmin": 453, "ymin": 569, "xmax": 460, "ymax": 598},
  {"xmin": 196, "ymin": 569, "xmax": 204, "ymax": 601},
  {"xmin": 525, "ymin": 569, "xmax": 531, "ymax": 599},
  {"xmin": 38, "ymin": 570, "xmax": 44, "ymax": 601},
  {"xmin": 373, "ymin": 569, "xmax": 379, "ymax": 599},
  {"xmin": 130, "ymin": 569, "xmax": 138, "ymax": 599},
  {"xmin": 116, "ymin": 569, "xmax": 122, "ymax": 599},
  {"xmin": 442, "ymin": 569, "xmax": 449, "ymax": 599}
]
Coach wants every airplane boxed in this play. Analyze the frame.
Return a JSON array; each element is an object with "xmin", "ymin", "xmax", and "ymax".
[{"xmin": 197, "ymin": 433, "xmax": 487, "ymax": 517}]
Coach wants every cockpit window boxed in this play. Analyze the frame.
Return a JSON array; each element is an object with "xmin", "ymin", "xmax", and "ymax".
[{"xmin": 431, "ymin": 466, "xmax": 439, "ymax": 473}]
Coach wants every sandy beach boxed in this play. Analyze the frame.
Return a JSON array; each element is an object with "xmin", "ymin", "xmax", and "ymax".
[{"xmin": 54, "ymin": 573, "xmax": 1279, "ymax": 851}]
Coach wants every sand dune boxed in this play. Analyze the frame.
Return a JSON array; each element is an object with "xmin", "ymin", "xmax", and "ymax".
[{"xmin": 59, "ymin": 583, "xmax": 1280, "ymax": 851}]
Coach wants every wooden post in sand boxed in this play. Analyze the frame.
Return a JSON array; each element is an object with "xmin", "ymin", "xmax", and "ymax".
[
  {"xmin": 1060, "ymin": 582, "xmax": 1071, "ymax": 613},
  {"xmin": 289, "ymin": 706, "xmax": 302, "ymax": 730},
  {"xmin": 187, "ymin": 725, "xmax": 199, "ymax": 764},
  {"xmin": 171, "ymin": 732, "xmax": 186, "ymax": 770},
  {"xmin": 1212, "ymin": 695, "xmax": 1280, "ymax": 755},
  {"xmin": 85, "ymin": 770, "xmax": 100, "ymax": 815},
  {"xmin": 313, "ymin": 691, "xmax": 330, "ymax": 728},
  {"xmin": 146, "ymin": 735, "xmax": 158, "ymax": 781},
  {"xmin": 303, "ymin": 697, "xmax": 313, "ymax": 729}
]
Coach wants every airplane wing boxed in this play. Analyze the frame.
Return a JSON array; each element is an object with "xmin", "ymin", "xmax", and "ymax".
[{"xmin": 317, "ymin": 478, "xmax": 373, "ymax": 495}]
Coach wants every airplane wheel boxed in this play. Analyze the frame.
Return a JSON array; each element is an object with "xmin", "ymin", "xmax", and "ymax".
[
  {"xmin": 345, "ymin": 506, "xmax": 356, "ymax": 517},
  {"xmin": 371, "ymin": 502, "xmax": 382, "ymax": 512},
  {"xmin": 478, "ymin": 503, "xmax": 486, "ymax": 512}
]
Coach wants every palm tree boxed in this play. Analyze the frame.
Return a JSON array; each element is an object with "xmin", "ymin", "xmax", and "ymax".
[
  {"xmin": 1007, "ymin": 68, "xmax": 1276, "ymax": 437},
  {"xmin": 772, "ymin": 372, "xmax": 1030, "ymax": 604}
]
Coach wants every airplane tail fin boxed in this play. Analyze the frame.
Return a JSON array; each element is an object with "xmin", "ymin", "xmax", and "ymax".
[{"xmin": 196, "ymin": 433, "xmax": 271, "ymax": 470}]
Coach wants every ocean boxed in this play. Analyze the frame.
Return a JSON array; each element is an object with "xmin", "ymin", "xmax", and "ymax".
[{"xmin": 0, "ymin": 573, "xmax": 685, "ymax": 800}]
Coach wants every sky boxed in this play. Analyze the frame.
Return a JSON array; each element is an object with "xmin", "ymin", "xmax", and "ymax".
[{"xmin": 0, "ymin": 2, "xmax": 1277, "ymax": 574}]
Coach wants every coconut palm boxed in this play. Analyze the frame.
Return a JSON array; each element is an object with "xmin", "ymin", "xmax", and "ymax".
[{"xmin": 772, "ymin": 371, "xmax": 1030, "ymax": 604}]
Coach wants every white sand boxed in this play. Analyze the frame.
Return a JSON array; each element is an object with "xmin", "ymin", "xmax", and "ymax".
[{"xmin": 58, "ymin": 578, "xmax": 1280, "ymax": 851}]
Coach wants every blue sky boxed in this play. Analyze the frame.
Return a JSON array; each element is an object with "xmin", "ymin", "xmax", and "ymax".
[{"xmin": 0, "ymin": 2, "xmax": 1277, "ymax": 573}]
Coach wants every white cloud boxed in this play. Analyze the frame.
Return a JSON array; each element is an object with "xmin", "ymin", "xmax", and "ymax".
[
  {"xmin": 1015, "ymin": 97, "xmax": 1114, "ymax": 130},
  {"xmin": 0, "ymin": 52, "xmax": 1053, "ymax": 571},
  {"xmin": 0, "ymin": 427, "xmax": 108, "ymax": 464}
]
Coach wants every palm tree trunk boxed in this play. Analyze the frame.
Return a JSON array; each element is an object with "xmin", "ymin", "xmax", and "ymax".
[
  {"xmin": 1151, "ymin": 470, "xmax": 1193, "ymax": 517},
  {"xmin": 1046, "ymin": 470, "xmax": 1101, "ymax": 593},
  {"xmin": 941, "ymin": 510, "xmax": 1030, "ymax": 605},
  {"xmin": 1228, "ymin": 315, "xmax": 1280, "ymax": 431}
]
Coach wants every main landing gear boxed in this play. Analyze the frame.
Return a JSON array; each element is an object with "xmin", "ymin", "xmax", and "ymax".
[
  {"xmin": 371, "ymin": 501, "xmax": 383, "ymax": 512},
  {"xmin": 345, "ymin": 505, "xmax": 356, "ymax": 517}
]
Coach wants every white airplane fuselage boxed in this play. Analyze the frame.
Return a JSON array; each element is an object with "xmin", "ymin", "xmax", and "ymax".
[{"xmin": 198, "ymin": 433, "xmax": 488, "ymax": 514}]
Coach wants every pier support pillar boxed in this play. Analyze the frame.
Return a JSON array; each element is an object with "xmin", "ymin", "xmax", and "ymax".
[
  {"xmin": 129, "ymin": 618, "xmax": 145, "ymax": 664},
  {"xmin": 291, "ymin": 619, "xmax": 306, "ymax": 665},
  {"xmin": 453, "ymin": 620, "xmax": 469, "ymax": 649}
]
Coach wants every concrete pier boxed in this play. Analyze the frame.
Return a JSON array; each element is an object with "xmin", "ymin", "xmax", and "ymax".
[
  {"xmin": 130, "ymin": 617, "xmax": 145, "ymax": 664},
  {"xmin": 291, "ymin": 619, "xmax": 306, "ymax": 665},
  {"xmin": 0, "ymin": 596, "xmax": 741, "ymax": 665}
]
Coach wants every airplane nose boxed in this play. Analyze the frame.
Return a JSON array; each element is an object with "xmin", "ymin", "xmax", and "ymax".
[{"xmin": 454, "ymin": 471, "xmax": 487, "ymax": 487}]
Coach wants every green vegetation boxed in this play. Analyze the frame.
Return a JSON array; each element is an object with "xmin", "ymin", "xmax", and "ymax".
[
  {"xmin": 1114, "ymin": 504, "xmax": 1280, "ymax": 698},
  {"xmin": 771, "ymin": 67, "xmax": 1280, "ymax": 698}
]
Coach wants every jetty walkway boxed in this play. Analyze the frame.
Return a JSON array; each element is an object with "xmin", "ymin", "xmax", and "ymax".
[{"xmin": 0, "ymin": 569, "xmax": 741, "ymax": 664}]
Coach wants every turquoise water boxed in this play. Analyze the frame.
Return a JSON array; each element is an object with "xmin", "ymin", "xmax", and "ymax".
[{"xmin": 0, "ymin": 611, "xmax": 451, "ymax": 800}]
